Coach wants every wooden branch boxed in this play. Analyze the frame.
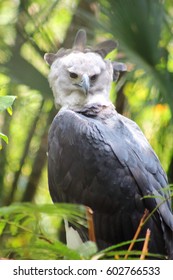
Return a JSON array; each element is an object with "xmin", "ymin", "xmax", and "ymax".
[
  {"xmin": 140, "ymin": 228, "xmax": 151, "ymax": 260},
  {"xmin": 124, "ymin": 209, "xmax": 149, "ymax": 259},
  {"xmin": 86, "ymin": 207, "xmax": 96, "ymax": 243}
]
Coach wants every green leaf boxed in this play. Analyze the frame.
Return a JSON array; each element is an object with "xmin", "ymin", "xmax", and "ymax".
[
  {"xmin": 0, "ymin": 96, "xmax": 16, "ymax": 112},
  {"xmin": 7, "ymin": 106, "xmax": 13, "ymax": 115},
  {"xmin": 0, "ymin": 132, "xmax": 8, "ymax": 144}
]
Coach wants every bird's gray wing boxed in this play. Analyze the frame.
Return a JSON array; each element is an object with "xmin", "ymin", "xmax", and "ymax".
[
  {"xmin": 105, "ymin": 113, "xmax": 173, "ymax": 258},
  {"xmin": 111, "ymin": 114, "xmax": 173, "ymax": 227},
  {"xmin": 48, "ymin": 109, "xmax": 93, "ymax": 204}
]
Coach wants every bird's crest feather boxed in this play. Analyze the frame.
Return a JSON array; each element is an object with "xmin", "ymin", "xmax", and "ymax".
[
  {"xmin": 73, "ymin": 29, "xmax": 87, "ymax": 51},
  {"xmin": 44, "ymin": 29, "xmax": 120, "ymax": 64}
]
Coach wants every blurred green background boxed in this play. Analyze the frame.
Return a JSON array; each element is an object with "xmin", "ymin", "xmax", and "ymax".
[{"xmin": 0, "ymin": 0, "xmax": 173, "ymax": 259}]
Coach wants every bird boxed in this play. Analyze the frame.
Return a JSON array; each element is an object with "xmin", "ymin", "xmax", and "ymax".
[{"xmin": 44, "ymin": 29, "xmax": 173, "ymax": 259}]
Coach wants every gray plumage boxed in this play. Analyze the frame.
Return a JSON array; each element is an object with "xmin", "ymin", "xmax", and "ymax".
[{"xmin": 45, "ymin": 30, "xmax": 173, "ymax": 259}]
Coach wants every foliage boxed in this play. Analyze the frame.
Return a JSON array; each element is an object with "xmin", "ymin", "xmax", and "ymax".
[
  {"xmin": 1, "ymin": 200, "xmax": 172, "ymax": 260},
  {"xmin": 0, "ymin": 202, "xmax": 88, "ymax": 260},
  {"xmin": 0, "ymin": 95, "xmax": 16, "ymax": 146},
  {"xmin": 0, "ymin": 96, "xmax": 16, "ymax": 113},
  {"xmin": 0, "ymin": 0, "xmax": 173, "ymax": 260}
]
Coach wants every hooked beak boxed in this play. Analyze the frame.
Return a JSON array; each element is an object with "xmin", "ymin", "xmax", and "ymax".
[{"xmin": 78, "ymin": 74, "xmax": 90, "ymax": 95}]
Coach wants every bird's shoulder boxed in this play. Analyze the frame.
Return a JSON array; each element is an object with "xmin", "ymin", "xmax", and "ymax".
[
  {"xmin": 48, "ymin": 105, "xmax": 115, "ymax": 147},
  {"xmin": 48, "ymin": 107, "xmax": 164, "ymax": 175}
]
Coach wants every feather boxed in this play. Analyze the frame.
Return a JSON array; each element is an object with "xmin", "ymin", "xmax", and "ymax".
[
  {"xmin": 64, "ymin": 220, "xmax": 83, "ymax": 249},
  {"xmin": 93, "ymin": 40, "xmax": 117, "ymax": 58},
  {"xmin": 73, "ymin": 29, "xmax": 87, "ymax": 51},
  {"xmin": 44, "ymin": 53, "xmax": 57, "ymax": 66}
]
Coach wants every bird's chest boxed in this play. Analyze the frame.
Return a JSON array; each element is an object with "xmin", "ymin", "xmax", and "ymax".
[{"xmin": 60, "ymin": 132, "xmax": 138, "ymax": 212}]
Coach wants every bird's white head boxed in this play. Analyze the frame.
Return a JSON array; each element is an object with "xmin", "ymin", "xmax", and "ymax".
[{"xmin": 44, "ymin": 30, "xmax": 126, "ymax": 111}]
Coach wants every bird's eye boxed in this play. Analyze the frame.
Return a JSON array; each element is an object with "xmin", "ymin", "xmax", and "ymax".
[
  {"xmin": 90, "ymin": 74, "xmax": 97, "ymax": 82},
  {"xmin": 69, "ymin": 72, "xmax": 78, "ymax": 79}
]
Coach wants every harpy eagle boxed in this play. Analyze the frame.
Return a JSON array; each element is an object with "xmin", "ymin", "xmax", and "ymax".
[{"xmin": 44, "ymin": 30, "xmax": 173, "ymax": 259}]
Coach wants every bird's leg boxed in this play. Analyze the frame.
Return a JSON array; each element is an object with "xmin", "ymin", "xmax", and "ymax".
[
  {"xmin": 124, "ymin": 209, "xmax": 149, "ymax": 259},
  {"xmin": 86, "ymin": 207, "xmax": 96, "ymax": 243},
  {"xmin": 140, "ymin": 228, "xmax": 151, "ymax": 260}
]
